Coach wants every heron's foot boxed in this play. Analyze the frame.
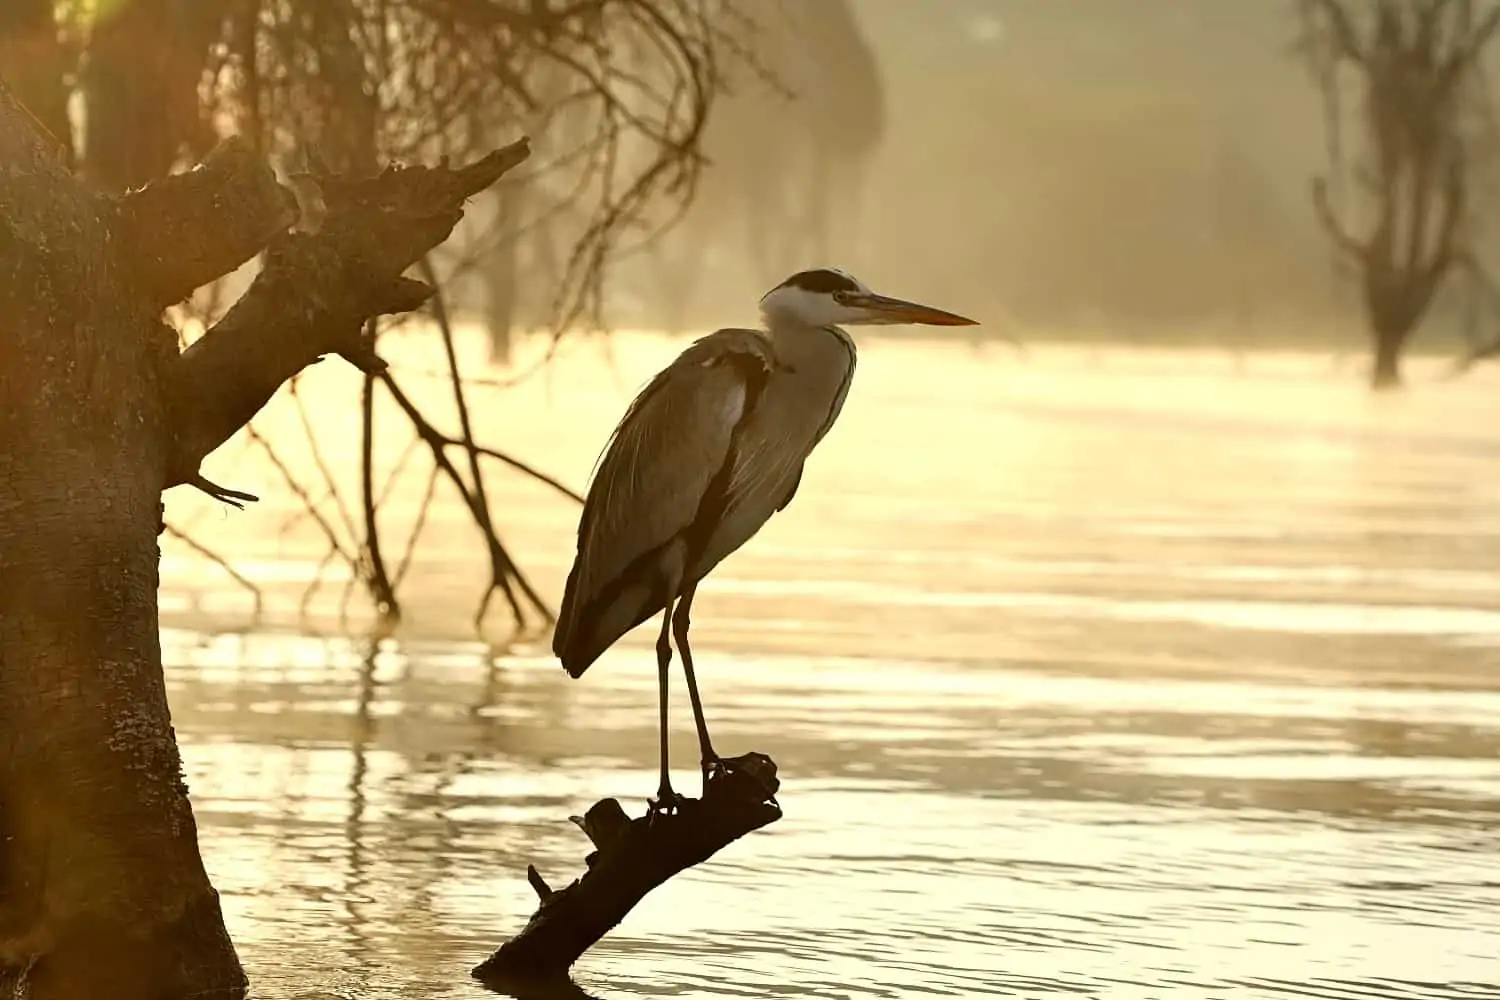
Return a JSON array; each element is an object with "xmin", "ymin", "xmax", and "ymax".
[
  {"xmin": 702, "ymin": 752, "xmax": 730, "ymax": 785},
  {"xmin": 699, "ymin": 752, "xmax": 719, "ymax": 785},
  {"xmin": 702, "ymin": 751, "xmax": 781, "ymax": 802},
  {"xmin": 646, "ymin": 785, "xmax": 687, "ymax": 824},
  {"xmin": 703, "ymin": 753, "xmax": 753, "ymax": 788}
]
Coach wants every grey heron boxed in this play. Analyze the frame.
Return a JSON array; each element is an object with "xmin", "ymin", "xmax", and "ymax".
[{"xmin": 553, "ymin": 268, "xmax": 977, "ymax": 813}]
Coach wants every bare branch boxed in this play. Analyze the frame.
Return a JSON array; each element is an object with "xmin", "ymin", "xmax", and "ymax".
[
  {"xmin": 1453, "ymin": 1, "xmax": 1500, "ymax": 71},
  {"xmin": 445, "ymin": 441, "xmax": 584, "ymax": 505},
  {"xmin": 154, "ymin": 0, "xmax": 743, "ymax": 627},
  {"xmin": 415, "ymin": 256, "xmax": 523, "ymax": 630},
  {"xmin": 359, "ymin": 361, "xmax": 399, "ymax": 623},
  {"xmin": 1311, "ymin": 176, "xmax": 1368, "ymax": 260},
  {"xmin": 1424, "ymin": 156, "xmax": 1468, "ymax": 280},
  {"xmin": 1307, "ymin": 0, "xmax": 1368, "ymax": 62},
  {"xmin": 376, "ymin": 370, "xmax": 555, "ymax": 629}
]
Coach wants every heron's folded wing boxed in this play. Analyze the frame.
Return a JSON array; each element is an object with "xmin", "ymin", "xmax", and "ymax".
[
  {"xmin": 720, "ymin": 415, "xmax": 808, "ymax": 522},
  {"xmin": 569, "ymin": 329, "xmax": 777, "ymax": 604},
  {"xmin": 723, "ymin": 330, "xmax": 855, "ymax": 519}
]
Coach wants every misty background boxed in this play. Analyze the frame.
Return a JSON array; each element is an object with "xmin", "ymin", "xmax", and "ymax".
[{"xmin": 579, "ymin": 0, "xmax": 1485, "ymax": 354}]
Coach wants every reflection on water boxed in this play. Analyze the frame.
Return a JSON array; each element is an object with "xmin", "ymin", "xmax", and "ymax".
[{"xmin": 161, "ymin": 337, "xmax": 1500, "ymax": 998}]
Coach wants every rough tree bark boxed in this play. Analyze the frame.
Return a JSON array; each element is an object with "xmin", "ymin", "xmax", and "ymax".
[
  {"xmin": 1302, "ymin": 0, "xmax": 1500, "ymax": 390},
  {"xmin": 0, "ymin": 78, "xmax": 529, "ymax": 999}
]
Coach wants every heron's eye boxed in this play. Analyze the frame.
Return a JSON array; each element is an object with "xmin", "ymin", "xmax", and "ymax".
[{"xmin": 832, "ymin": 291, "xmax": 851, "ymax": 305}]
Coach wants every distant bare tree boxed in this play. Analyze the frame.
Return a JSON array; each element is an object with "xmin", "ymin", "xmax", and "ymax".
[{"xmin": 1298, "ymin": 0, "xmax": 1500, "ymax": 389}]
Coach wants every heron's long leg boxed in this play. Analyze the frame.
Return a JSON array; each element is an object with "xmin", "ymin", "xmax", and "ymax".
[
  {"xmin": 670, "ymin": 583, "xmax": 717, "ymax": 776},
  {"xmin": 653, "ymin": 597, "xmax": 679, "ymax": 807}
]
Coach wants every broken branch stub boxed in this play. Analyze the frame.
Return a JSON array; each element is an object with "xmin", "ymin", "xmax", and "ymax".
[
  {"xmin": 473, "ymin": 752, "xmax": 782, "ymax": 987},
  {"xmin": 161, "ymin": 138, "xmax": 532, "ymax": 495},
  {"xmin": 111, "ymin": 136, "xmax": 297, "ymax": 307}
]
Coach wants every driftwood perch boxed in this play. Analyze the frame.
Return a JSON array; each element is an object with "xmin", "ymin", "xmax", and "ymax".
[{"xmin": 473, "ymin": 752, "xmax": 782, "ymax": 988}]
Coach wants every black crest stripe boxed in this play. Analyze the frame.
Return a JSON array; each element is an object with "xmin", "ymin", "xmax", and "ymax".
[{"xmin": 778, "ymin": 269, "xmax": 860, "ymax": 294}]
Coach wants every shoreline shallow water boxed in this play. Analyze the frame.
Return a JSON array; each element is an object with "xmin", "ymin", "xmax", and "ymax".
[{"xmin": 161, "ymin": 337, "xmax": 1500, "ymax": 997}]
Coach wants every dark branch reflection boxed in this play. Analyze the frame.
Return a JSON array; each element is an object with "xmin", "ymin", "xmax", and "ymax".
[{"xmin": 476, "ymin": 973, "xmax": 604, "ymax": 1000}]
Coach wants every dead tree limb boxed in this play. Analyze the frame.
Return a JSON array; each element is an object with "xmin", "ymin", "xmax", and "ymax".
[
  {"xmin": 375, "ymin": 369, "xmax": 555, "ymax": 631},
  {"xmin": 161, "ymin": 137, "xmax": 533, "ymax": 498},
  {"xmin": 111, "ymin": 136, "xmax": 295, "ymax": 308},
  {"xmin": 1311, "ymin": 176, "xmax": 1368, "ymax": 261},
  {"xmin": 473, "ymin": 753, "xmax": 782, "ymax": 987}
]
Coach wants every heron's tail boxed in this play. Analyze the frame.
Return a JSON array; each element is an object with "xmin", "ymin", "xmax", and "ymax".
[
  {"xmin": 554, "ymin": 640, "xmax": 599, "ymax": 680},
  {"xmin": 552, "ymin": 560, "xmax": 666, "ymax": 679},
  {"xmin": 552, "ymin": 625, "xmax": 602, "ymax": 680},
  {"xmin": 551, "ymin": 561, "xmax": 596, "ymax": 678}
]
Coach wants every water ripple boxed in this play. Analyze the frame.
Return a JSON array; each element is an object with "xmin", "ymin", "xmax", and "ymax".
[{"xmin": 159, "ymin": 345, "xmax": 1500, "ymax": 998}]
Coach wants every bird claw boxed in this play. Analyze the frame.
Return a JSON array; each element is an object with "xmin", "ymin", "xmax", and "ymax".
[
  {"xmin": 701, "ymin": 753, "xmax": 747, "ymax": 794},
  {"xmin": 702, "ymin": 751, "xmax": 781, "ymax": 803},
  {"xmin": 702, "ymin": 755, "xmax": 730, "ymax": 784},
  {"xmin": 646, "ymin": 788, "xmax": 687, "ymax": 825}
]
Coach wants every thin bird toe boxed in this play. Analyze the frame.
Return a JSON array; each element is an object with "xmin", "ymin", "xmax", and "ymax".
[{"xmin": 646, "ymin": 790, "xmax": 687, "ymax": 821}]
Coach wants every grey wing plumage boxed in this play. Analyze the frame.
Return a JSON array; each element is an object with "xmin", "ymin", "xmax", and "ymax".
[
  {"xmin": 746, "ymin": 328, "xmax": 857, "ymax": 516},
  {"xmin": 553, "ymin": 328, "xmax": 777, "ymax": 677},
  {"xmin": 689, "ymin": 328, "xmax": 858, "ymax": 571}
]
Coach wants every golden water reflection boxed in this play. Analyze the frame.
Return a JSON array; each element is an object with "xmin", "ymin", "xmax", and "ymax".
[{"xmin": 162, "ymin": 337, "xmax": 1500, "ymax": 997}]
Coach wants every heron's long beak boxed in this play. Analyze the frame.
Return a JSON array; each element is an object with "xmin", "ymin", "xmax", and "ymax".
[{"xmin": 847, "ymin": 292, "xmax": 978, "ymax": 326}]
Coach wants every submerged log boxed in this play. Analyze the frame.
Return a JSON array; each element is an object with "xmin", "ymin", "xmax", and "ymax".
[{"xmin": 473, "ymin": 752, "xmax": 782, "ymax": 988}]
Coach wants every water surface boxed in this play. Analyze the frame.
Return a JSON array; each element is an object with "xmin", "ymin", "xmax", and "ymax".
[{"xmin": 162, "ymin": 338, "xmax": 1500, "ymax": 998}]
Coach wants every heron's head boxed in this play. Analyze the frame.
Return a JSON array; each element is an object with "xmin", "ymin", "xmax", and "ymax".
[{"xmin": 758, "ymin": 268, "xmax": 978, "ymax": 329}]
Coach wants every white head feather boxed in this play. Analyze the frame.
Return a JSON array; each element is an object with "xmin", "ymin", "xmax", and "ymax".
[
  {"xmin": 758, "ymin": 267, "xmax": 980, "ymax": 330},
  {"xmin": 759, "ymin": 268, "xmax": 873, "ymax": 328}
]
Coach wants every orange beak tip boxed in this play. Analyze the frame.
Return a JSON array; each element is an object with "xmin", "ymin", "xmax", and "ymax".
[{"xmin": 925, "ymin": 311, "xmax": 980, "ymax": 327}]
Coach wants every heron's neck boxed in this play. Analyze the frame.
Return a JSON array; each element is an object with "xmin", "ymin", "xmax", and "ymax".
[{"xmin": 765, "ymin": 318, "xmax": 856, "ymax": 369}]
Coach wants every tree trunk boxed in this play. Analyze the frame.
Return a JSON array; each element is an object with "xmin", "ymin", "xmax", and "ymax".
[
  {"xmin": 1369, "ymin": 317, "xmax": 1407, "ymax": 391},
  {"xmin": 0, "ymin": 81, "xmax": 528, "ymax": 998},
  {"xmin": 484, "ymin": 188, "xmax": 521, "ymax": 365},
  {"xmin": 80, "ymin": 0, "xmax": 231, "ymax": 190},
  {"xmin": 0, "ymin": 83, "xmax": 246, "ymax": 1000}
]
